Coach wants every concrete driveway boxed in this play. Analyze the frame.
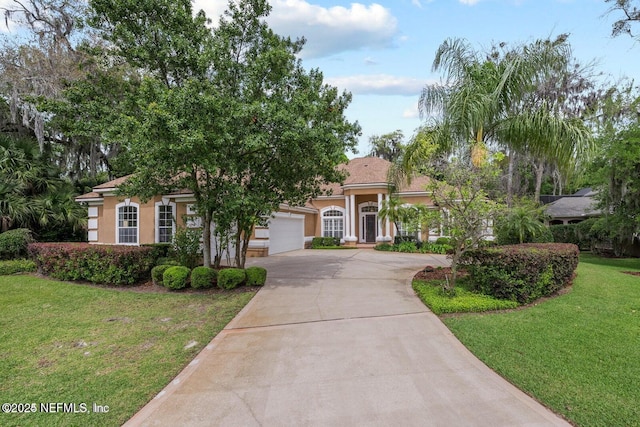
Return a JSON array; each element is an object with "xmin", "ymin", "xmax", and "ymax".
[{"xmin": 125, "ymin": 249, "xmax": 569, "ymax": 427}]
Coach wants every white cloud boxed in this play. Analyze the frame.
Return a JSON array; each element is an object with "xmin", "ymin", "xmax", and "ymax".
[
  {"xmin": 403, "ymin": 102, "xmax": 420, "ymax": 119},
  {"xmin": 325, "ymin": 74, "xmax": 430, "ymax": 96},
  {"xmin": 459, "ymin": 0, "xmax": 481, "ymax": 4},
  {"xmin": 266, "ymin": 1, "xmax": 398, "ymax": 59},
  {"xmin": 193, "ymin": 1, "xmax": 228, "ymax": 25}
]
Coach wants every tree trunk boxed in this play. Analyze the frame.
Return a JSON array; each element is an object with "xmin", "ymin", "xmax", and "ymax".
[
  {"xmin": 506, "ymin": 150, "xmax": 515, "ymax": 207},
  {"xmin": 534, "ymin": 160, "xmax": 545, "ymax": 203},
  {"xmin": 202, "ymin": 212, "xmax": 212, "ymax": 268}
]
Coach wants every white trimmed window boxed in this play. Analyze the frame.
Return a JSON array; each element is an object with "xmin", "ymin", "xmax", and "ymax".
[
  {"xmin": 322, "ymin": 208, "xmax": 345, "ymax": 239},
  {"xmin": 155, "ymin": 201, "xmax": 176, "ymax": 243},
  {"xmin": 397, "ymin": 221, "xmax": 419, "ymax": 239},
  {"xmin": 116, "ymin": 201, "xmax": 139, "ymax": 245}
]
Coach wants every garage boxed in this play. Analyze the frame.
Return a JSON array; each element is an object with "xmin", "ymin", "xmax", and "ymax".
[{"xmin": 268, "ymin": 213, "xmax": 305, "ymax": 255}]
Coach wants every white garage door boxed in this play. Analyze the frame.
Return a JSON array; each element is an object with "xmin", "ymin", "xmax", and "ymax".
[{"xmin": 268, "ymin": 213, "xmax": 305, "ymax": 255}]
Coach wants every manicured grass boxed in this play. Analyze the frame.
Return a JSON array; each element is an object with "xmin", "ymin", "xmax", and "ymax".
[
  {"xmin": 413, "ymin": 279, "xmax": 518, "ymax": 314},
  {"xmin": 0, "ymin": 275, "xmax": 256, "ymax": 427},
  {"xmin": 442, "ymin": 254, "xmax": 640, "ymax": 426}
]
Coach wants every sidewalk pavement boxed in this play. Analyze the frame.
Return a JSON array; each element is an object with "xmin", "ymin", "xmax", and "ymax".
[{"xmin": 124, "ymin": 249, "xmax": 570, "ymax": 427}]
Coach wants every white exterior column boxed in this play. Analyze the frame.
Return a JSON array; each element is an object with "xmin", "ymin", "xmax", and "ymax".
[
  {"xmin": 344, "ymin": 195, "xmax": 351, "ymax": 238},
  {"xmin": 376, "ymin": 193, "xmax": 384, "ymax": 242},
  {"xmin": 384, "ymin": 194, "xmax": 392, "ymax": 241},
  {"xmin": 350, "ymin": 194, "xmax": 357, "ymax": 241}
]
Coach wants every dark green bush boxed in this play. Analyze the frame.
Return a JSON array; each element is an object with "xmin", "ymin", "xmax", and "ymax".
[
  {"xmin": 311, "ymin": 237, "xmax": 340, "ymax": 248},
  {"xmin": 0, "ymin": 229, "xmax": 34, "ymax": 260},
  {"xmin": 374, "ymin": 243, "xmax": 394, "ymax": 251},
  {"xmin": 163, "ymin": 266, "xmax": 191, "ymax": 290},
  {"xmin": 245, "ymin": 266, "xmax": 267, "ymax": 286},
  {"xmin": 151, "ymin": 264, "xmax": 175, "ymax": 286},
  {"xmin": 28, "ymin": 243, "xmax": 154, "ymax": 285},
  {"xmin": 172, "ymin": 228, "xmax": 202, "ymax": 269},
  {"xmin": 397, "ymin": 241, "xmax": 417, "ymax": 253},
  {"xmin": 141, "ymin": 243, "xmax": 172, "ymax": 262},
  {"xmin": 435, "ymin": 237, "xmax": 451, "ymax": 245},
  {"xmin": 394, "ymin": 235, "xmax": 418, "ymax": 245},
  {"xmin": 550, "ymin": 218, "xmax": 598, "ymax": 250},
  {"xmin": 0, "ymin": 259, "xmax": 36, "ymax": 275},
  {"xmin": 217, "ymin": 268, "xmax": 246, "ymax": 290},
  {"xmin": 461, "ymin": 243, "xmax": 579, "ymax": 304},
  {"xmin": 496, "ymin": 222, "xmax": 554, "ymax": 245},
  {"xmin": 191, "ymin": 266, "xmax": 217, "ymax": 289}
]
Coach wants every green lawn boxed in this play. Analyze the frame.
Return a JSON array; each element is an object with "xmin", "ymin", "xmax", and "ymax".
[
  {"xmin": 0, "ymin": 274, "xmax": 255, "ymax": 427},
  {"xmin": 443, "ymin": 254, "xmax": 640, "ymax": 426}
]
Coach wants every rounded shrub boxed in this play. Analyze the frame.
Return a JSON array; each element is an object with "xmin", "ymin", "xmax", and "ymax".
[
  {"xmin": 163, "ymin": 266, "xmax": 191, "ymax": 290},
  {"xmin": 217, "ymin": 268, "xmax": 246, "ymax": 290},
  {"xmin": 0, "ymin": 228, "xmax": 34, "ymax": 260},
  {"xmin": 191, "ymin": 266, "xmax": 217, "ymax": 289},
  {"xmin": 151, "ymin": 264, "xmax": 175, "ymax": 286},
  {"xmin": 435, "ymin": 237, "xmax": 451, "ymax": 245},
  {"xmin": 374, "ymin": 243, "xmax": 394, "ymax": 252},
  {"xmin": 245, "ymin": 266, "xmax": 267, "ymax": 286}
]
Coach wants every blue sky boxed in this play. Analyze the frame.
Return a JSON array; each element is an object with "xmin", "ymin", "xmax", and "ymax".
[
  {"xmin": 200, "ymin": 0, "xmax": 639, "ymax": 156},
  {"xmin": 2, "ymin": 0, "xmax": 635, "ymax": 156}
]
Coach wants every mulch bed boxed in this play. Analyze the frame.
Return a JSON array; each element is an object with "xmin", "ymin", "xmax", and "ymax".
[
  {"xmin": 31, "ymin": 273, "xmax": 257, "ymax": 295},
  {"xmin": 622, "ymin": 271, "xmax": 640, "ymax": 277}
]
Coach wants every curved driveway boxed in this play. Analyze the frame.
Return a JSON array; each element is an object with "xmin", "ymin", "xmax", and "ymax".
[{"xmin": 125, "ymin": 249, "xmax": 569, "ymax": 426}]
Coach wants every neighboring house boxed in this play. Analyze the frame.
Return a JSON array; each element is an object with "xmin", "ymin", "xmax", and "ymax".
[
  {"xmin": 543, "ymin": 188, "xmax": 601, "ymax": 226},
  {"xmin": 75, "ymin": 157, "xmax": 450, "ymax": 259}
]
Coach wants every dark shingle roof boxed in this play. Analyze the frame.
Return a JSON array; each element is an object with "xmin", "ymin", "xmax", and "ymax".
[{"xmin": 545, "ymin": 196, "xmax": 600, "ymax": 218}]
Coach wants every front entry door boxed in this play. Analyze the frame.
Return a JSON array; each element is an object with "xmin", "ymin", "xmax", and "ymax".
[{"xmin": 364, "ymin": 214, "xmax": 377, "ymax": 243}]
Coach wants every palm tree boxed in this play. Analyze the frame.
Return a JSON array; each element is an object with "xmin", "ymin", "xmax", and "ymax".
[
  {"xmin": 0, "ymin": 134, "xmax": 86, "ymax": 239},
  {"xmin": 412, "ymin": 36, "xmax": 593, "ymax": 204}
]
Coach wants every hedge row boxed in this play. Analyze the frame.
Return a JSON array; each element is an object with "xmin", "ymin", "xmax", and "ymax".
[
  {"xmin": 28, "ymin": 243, "xmax": 156, "ymax": 285},
  {"xmin": 151, "ymin": 264, "xmax": 267, "ymax": 291},
  {"xmin": 461, "ymin": 243, "xmax": 579, "ymax": 304}
]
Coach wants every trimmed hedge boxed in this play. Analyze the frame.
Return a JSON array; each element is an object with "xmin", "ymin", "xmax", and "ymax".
[
  {"xmin": 0, "ymin": 229, "xmax": 34, "ymax": 260},
  {"xmin": 28, "ymin": 243, "xmax": 155, "ymax": 285},
  {"xmin": 550, "ymin": 219, "xmax": 598, "ymax": 250},
  {"xmin": 163, "ymin": 266, "xmax": 191, "ymax": 290},
  {"xmin": 151, "ymin": 264, "xmax": 175, "ymax": 286},
  {"xmin": 141, "ymin": 243, "xmax": 172, "ymax": 262},
  {"xmin": 217, "ymin": 268, "xmax": 246, "ymax": 290},
  {"xmin": 461, "ymin": 243, "xmax": 579, "ymax": 304},
  {"xmin": 0, "ymin": 259, "xmax": 37, "ymax": 275},
  {"xmin": 191, "ymin": 266, "xmax": 217, "ymax": 289},
  {"xmin": 245, "ymin": 266, "xmax": 267, "ymax": 286}
]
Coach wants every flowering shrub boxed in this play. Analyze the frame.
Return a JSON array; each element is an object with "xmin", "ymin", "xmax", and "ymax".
[
  {"xmin": 28, "ymin": 243, "xmax": 155, "ymax": 285},
  {"xmin": 461, "ymin": 243, "xmax": 579, "ymax": 303}
]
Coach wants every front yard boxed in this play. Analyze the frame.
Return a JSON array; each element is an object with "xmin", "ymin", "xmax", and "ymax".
[
  {"xmin": 441, "ymin": 254, "xmax": 640, "ymax": 426},
  {"xmin": 0, "ymin": 274, "xmax": 255, "ymax": 427}
]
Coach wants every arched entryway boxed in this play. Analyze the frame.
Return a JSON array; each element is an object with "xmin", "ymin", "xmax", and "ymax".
[{"xmin": 359, "ymin": 202, "xmax": 378, "ymax": 243}]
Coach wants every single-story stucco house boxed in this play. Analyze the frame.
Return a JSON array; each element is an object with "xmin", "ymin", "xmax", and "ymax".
[{"xmin": 75, "ymin": 157, "xmax": 451, "ymax": 259}]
